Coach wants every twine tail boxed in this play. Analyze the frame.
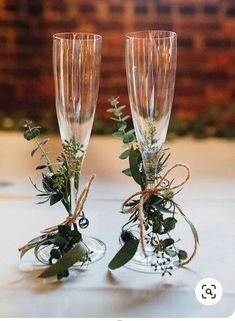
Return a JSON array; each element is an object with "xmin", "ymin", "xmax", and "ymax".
[{"xmin": 175, "ymin": 203, "xmax": 199, "ymax": 267}]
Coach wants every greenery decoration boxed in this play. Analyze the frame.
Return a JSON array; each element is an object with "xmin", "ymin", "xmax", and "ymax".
[
  {"xmin": 107, "ymin": 97, "xmax": 199, "ymax": 275},
  {"xmin": 19, "ymin": 121, "xmax": 93, "ymax": 280}
]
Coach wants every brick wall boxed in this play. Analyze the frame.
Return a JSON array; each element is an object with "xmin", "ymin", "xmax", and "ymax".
[{"xmin": 0, "ymin": 0, "xmax": 235, "ymax": 131}]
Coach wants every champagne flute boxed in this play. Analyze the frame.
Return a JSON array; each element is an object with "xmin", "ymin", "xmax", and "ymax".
[
  {"xmin": 53, "ymin": 32, "xmax": 106, "ymax": 262},
  {"xmin": 126, "ymin": 30, "xmax": 177, "ymax": 188},
  {"xmin": 125, "ymin": 30, "xmax": 177, "ymax": 272}
]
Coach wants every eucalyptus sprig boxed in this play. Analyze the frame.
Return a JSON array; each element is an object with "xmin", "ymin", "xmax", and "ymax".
[
  {"xmin": 107, "ymin": 97, "xmax": 199, "ymax": 275},
  {"xmin": 19, "ymin": 121, "xmax": 91, "ymax": 280}
]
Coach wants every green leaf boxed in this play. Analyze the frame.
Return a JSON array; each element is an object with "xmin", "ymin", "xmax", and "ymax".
[
  {"xmin": 50, "ymin": 248, "xmax": 60, "ymax": 259},
  {"xmin": 112, "ymin": 131, "xmax": 123, "ymax": 137},
  {"xmin": 24, "ymin": 128, "xmax": 40, "ymax": 141},
  {"xmin": 120, "ymin": 230, "xmax": 136, "ymax": 243},
  {"xmin": 114, "ymin": 110, "xmax": 122, "ymax": 117},
  {"xmin": 39, "ymin": 243, "xmax": 88, "ymax": 278},
  {"xmin": 162, "ymin": 238, "xmax": 174, "ymax": 249},
  {"xmin": 129, "ymin": 146, "xmax": 142, "ymax": 186},
  {"xmin": 54, "ymin": 235, "xmax": 68, "ymax": 248},
  {"xmin": 108, "ymin": 97, "xmax": 119, "ymax": 106},
  {"xmin": 58, "ymin": 225, "xmax": 71, "ymax": 237},
  {"xmin": 118, "ymin": 124, "xmax": 127, "ymax": 131},
  {"xmin": 166, "ymin": 249, "xmax": 177, "ymax": 257},
  {"xmin": 122, "ymin": 168, "xmax": 132, "ymax": 177},
  {"xmin": 36, "ymin": 198, "xmax": 50, "ymax": 205},
  {"xmin": 50, "ymin": 193, "xmax": 63, "ymax": 206},
  {"xmin": 108, "ymin": 239, "xmax": 139, "ymax": 270},
  {"xmin": 31, "ymin": 147, "xmax": 39, "ymax": 157},
  {"xmin": 119, "ymin": 149, "xmax": 130, "ymax": 160},
  {"xmin": 163, "ymin": 217, "xmax": 177, "ymax": 233},
  {"xmin": 123, "ymin": 132, "xmax": 135, "ymax": 144},
  {"xmin": 121, "ymin": 115, "xmax": 130, "ymax": 121},
  {"xmin": 107, "ymin": 108, "xmax": 116, "ymax": 113},
  {"xmin": 110, "ymin": 117, "xmax": 120, "ymax": 122},
  {"xmin": 39, "ymin": 138, "xmax": 49, "ymax": 146},
  {"xmin": 42, "ymin": 173, "xmax": 55, "ymax": 193},
  {"xmin": 70, "ymin": 230, "xmax": 82, "ymax": 243},
  {"xmin": 36, "ymin": 164, "xmax": 48, "ymax": 170},
  {"xmin": 116, "ymin": 105, "xmax": 126, "ymax": 112},
  {"xmin": 178, "ymin": 250, "xmax": 188, "ymax": 260},
  {"xmin": 152, "ymin": 219, "xmax": 162, "ymax": 233}
]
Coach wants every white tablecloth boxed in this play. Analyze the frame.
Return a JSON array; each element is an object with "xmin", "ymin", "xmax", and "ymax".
[{"xmin": 0, "ymin": 133, "xmax": 234, "ymax": 318}]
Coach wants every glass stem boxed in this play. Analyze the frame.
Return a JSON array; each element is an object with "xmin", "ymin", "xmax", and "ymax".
[
  {"xmin": 70, "ymin": 176, "xmax": 77, "ymax": 213},
  {"xmin": 143, "ymin": 159, "xmax": 156, "ymax": 189},
  {"xmin": 70, "ymin": 176, "xmax": 79, "ymax": 231}
]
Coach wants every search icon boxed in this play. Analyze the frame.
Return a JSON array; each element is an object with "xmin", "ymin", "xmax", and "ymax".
[
  {"xmin": 195, "ymin": 278, "xmax": 223, "ymax": 306},
  {"xmin": 206, "ymin": 288, "xmax": 213, "ymax": 296}
]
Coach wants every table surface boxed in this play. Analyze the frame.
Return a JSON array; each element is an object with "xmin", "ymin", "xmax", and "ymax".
[{"xmin": 0, "ymin": 132, "xmax": 234, "ymax": 318}]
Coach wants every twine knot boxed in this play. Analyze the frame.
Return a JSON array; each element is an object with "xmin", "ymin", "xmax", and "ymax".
[{"xmin": 121, "ymin": 163, "xmax": 192, "ymax": 260}]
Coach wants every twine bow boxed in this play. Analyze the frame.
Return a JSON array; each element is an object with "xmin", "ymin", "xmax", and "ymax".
[
  {"xmin": 121, "ymin": 163, "xmax": 197, "ymax": 265},
  {"xmin": 19, "ymin": 174, "xmax": 95, "ymax": 252}
]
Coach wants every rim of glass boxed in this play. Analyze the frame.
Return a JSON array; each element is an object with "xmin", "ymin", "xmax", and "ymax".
[
  {"xmin": 126, "ymin": 30, "xmax": 177, "ymax": 40},
  {"xmin": 53, "ymin": 32, "xmax": 102, "ymax": 41}
]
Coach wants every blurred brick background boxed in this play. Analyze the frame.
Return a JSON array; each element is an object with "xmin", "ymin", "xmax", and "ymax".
[{"xmin": 0, "ymin": 0, "xmax": 235, "ymax": 135}]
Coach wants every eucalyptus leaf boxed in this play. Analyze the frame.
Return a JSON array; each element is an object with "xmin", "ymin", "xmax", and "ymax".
[
  {"xmin": 122, "ymin": 115, "xmax": 130, "ymax": 121},
  {"xmin": 36, "ymin": 164, "xmax": 48, "ymax": 170},
  {"xmin": 24, "ymin": 128, "xmax": 40, "ymax": 141},
  {"xmin": 58, "ymin": 225, "xmax": 71, "ymax": 237},
  {"xmin": 39, "ymin": 138, "xmax": 49, "ymax": 146},
  {"xmin": 166, "ymin": 249, "xmax": 177, "ymax": 257},
  {"xmin": 36, "ymin": 198, "xmax": 50, "ymax": 205},
  {"xmin": 110, "ymin": 117, "xmax": 120, "ymax": 122},
  {"xmin": 118, "ymin": 124, "xmax": 127, "ymax": 131},
  {"xmin": 116, "ymin": 105, "xmax": 126, "ymax": 112},
  {"xmin": 163, "ymin": 217, "xmax": 177, "ymax": 233},
  {"xmin": 108, "ymin": 239, "xmax": 139, "ymax": 270},
  {"xmin": 50, "ymin": 193, "xmax": 63, "ymax": 206},
  {"xmin": 106, "ymin": 108, "xmax": 116, "ymax": 113},
  {"xmin": 54, "ymin": 235, "xmax": 68, "ymax": 248},
  {"xmin": 122, "ymin": 168, "xmax": 132, "ymax": 177},
  {"xmin": 119, "ymin": 150, "xmax": 130, "ymax": 160},
  {"xmin": 123, "ymin": 132, "xmax": 135, "ymax": 144},
  {"xmin": 129, "ymin": 146, "xmax": 142, "ymax": 186},
  {"xmin": 70, "ymin": 230, "xmax": 82, "ymax": 243},
  {"xmin": 162, "ymin": 238, "xmax": 174, "ymax": 249},
  {"xmin": 112, "ymin": 131, "xmax": 123, "ymax": 138},
  {"xmin": 42, "ymin": 173, "xmax": 55, "ymax": 193},
  {"xmin": 38, "ymin": 243, "xmax": 88, "ymax": 278},
  {"xmin": 178, "ymin": 250, "xmax": 188, "ymax": 260},
  {"xmin": 31, "ymin": 147, "xmax": 39, "ymax": 157},
  {"xmin": 109, "ymin": 97, "xmax": 119, "ymax": 106}
]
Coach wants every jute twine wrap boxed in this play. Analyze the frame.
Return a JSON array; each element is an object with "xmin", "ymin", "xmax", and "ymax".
[
  {"xmin": 19, "ymin": 174, "xmax": 95, "ymax": 252},
  {"xmin": 121, "ymin": 163, "xmax": 198, "ymax": 266}
]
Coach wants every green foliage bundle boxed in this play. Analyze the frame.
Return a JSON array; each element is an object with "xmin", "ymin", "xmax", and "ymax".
[
  {"xmin": 107, "ymin": 98, "xmax": 199, "ymax": 275},
  {"xmin": 19, "ymin": 121, "xmax": 91, "ymax": 280}
]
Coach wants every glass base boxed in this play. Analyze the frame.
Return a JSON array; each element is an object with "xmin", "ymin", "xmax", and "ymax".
[
  {"xmin": 121, "ymin": 241, "xmax": 180, "ymax": 274},
  {"xmin": 36, "ymin": 235, "xmax": 106, "ymax": 266}
]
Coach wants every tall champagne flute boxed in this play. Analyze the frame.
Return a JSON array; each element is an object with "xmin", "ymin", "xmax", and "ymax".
[
  {"xmin": 53, "ymin": 32, "xmax": 105, "ymax": 262},
  {"xmin": 126, "ymin": 30, "xmax": 177, "ymax": 188},
  {"xmin": 125, "ymin": 31, "xmax": 177, "ymax": 272}
]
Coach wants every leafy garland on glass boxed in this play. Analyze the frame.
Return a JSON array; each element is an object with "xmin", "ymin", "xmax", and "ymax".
[
  {"xmin": 19, "ymin": 121, "xmax": 94, "ymax": 280},
  {"xmin": 107, "ymin": 97, "xmax": 199, "ymax": 275}
]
